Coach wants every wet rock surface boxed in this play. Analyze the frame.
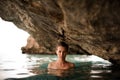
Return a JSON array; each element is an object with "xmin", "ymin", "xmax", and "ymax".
[{"xmin": 0, "ymin": 0, "xmax": 120, "ymax": 65}]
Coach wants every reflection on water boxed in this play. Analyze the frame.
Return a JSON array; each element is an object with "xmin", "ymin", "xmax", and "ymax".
[
  {"xmin": 0, "ymin": 53, "xmax": 35, "ymax": 79},
  {"xmin": 0, "ymin": 54, "xmax": 120, "ymax": 80}
]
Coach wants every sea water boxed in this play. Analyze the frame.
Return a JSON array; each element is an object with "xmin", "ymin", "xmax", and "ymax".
[{"xmin": 0, "ymin": 54, "xmax": 120, "ymax": 80}]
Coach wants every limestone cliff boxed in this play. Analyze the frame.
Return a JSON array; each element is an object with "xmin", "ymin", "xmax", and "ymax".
[{"xmin": 0, "ymin": 0, "xmax": 120, "ymax": 65}]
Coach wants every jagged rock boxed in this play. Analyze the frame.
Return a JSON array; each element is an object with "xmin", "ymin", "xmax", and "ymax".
[
  {"xmin": 0, "ymin": 0, "xmax": 120, "ymax": 65},
  {"xmin": 21, "ymin": 36, "xmax": 53, "ymax": 54}
]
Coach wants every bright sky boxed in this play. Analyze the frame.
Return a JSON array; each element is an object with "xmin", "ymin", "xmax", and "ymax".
[{"xmin": 0, "ymin": 18, "xmax": 29, "ymax": 54}]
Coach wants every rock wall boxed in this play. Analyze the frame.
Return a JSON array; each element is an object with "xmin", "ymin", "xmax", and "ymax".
[{"xmin": 0, "ymin": 0, "xmax": 120, "ymax": 65}]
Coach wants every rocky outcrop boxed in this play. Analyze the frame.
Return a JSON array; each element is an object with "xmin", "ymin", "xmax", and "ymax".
[
  {"xmin": 0, "ymin": 0, "xmax": 120, "ymax": 65},
  {"xmin": 21, "ymin": 36, "xmax": 53, "ymax": 54}
]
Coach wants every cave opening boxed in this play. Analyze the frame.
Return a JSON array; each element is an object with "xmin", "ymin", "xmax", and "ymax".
[
  {"xmin": 0, "ymin": 18, "xmax": 29, "ymax": 54},
  {"xmin": 0, "ymin": 18, "xmax": 31, "ymax": 67},
  {"xmin": 0, "ymin": 18, "xmax": 36, "ymax": 79}
]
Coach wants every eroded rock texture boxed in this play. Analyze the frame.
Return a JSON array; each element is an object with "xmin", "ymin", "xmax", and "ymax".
[{"xmin": 0, "ymin": 0, "xmax": 120, "ymax": 65}]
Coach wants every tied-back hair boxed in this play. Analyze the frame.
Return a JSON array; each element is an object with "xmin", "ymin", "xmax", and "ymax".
[{"xmin": 56, "ymin": 41, "xmax": 69, "ymax": 51}]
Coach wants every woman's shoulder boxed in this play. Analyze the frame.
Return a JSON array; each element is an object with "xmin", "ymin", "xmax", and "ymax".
[
  {"xmin": 67, "ymin": 62, "xmax": 75, "ymax": 68},
  {"xmin": 48, "ymin": 61, "xmax": 56, "ymax": 69}
]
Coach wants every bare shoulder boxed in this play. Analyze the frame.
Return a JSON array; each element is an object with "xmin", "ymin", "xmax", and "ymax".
[
  {"xmin": 48, "ymin": 61, "xmax": 56, "ymax": 69},
  {"xmin": 68, "ymin": 62, "xmax": 75, "ymax": 68}
]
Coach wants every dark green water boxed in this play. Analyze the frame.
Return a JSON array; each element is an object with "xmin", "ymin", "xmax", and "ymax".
[{"xmin": 1, "ymin": 54, "xmax": 120, "ymax": 80}]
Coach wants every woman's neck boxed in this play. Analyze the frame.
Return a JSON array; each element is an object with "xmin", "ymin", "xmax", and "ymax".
[{"xmin": 57, "ymin": 58, "xmax": 66, "ymax": 63}]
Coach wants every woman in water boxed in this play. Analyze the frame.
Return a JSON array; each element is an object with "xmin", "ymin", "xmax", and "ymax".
[{"xmin": 48, "ymin": 41, "xmax": 75, "ymax": 69}]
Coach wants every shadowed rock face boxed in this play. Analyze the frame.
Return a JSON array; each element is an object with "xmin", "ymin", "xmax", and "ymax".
[{"xmin": 0, "ymin": 0, "xmax": 120, "ymax": 65}]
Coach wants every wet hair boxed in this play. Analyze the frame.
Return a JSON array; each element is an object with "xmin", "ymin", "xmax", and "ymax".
[{"xmin": 56, "ymin": 41, "xmax": 69, "ymax": 51}]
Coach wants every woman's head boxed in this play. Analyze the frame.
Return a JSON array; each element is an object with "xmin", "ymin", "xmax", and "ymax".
[
  {"xmin": 56, "ymin": 41, "xmax": 69, "ymax": 51},
  {"xmin": 56, "ymin": 41, "xmax": 69, "ymax": 59}
]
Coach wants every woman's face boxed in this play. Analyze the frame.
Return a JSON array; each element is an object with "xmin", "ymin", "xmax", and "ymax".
[{"xmin": 56, "ymin": 46, "xmax": 68, "ymax": 59}]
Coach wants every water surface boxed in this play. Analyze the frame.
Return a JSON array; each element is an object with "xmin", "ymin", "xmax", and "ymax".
[{"xmin": 0, "ymin": 54, "xmax": 120, "ymax": 80}]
